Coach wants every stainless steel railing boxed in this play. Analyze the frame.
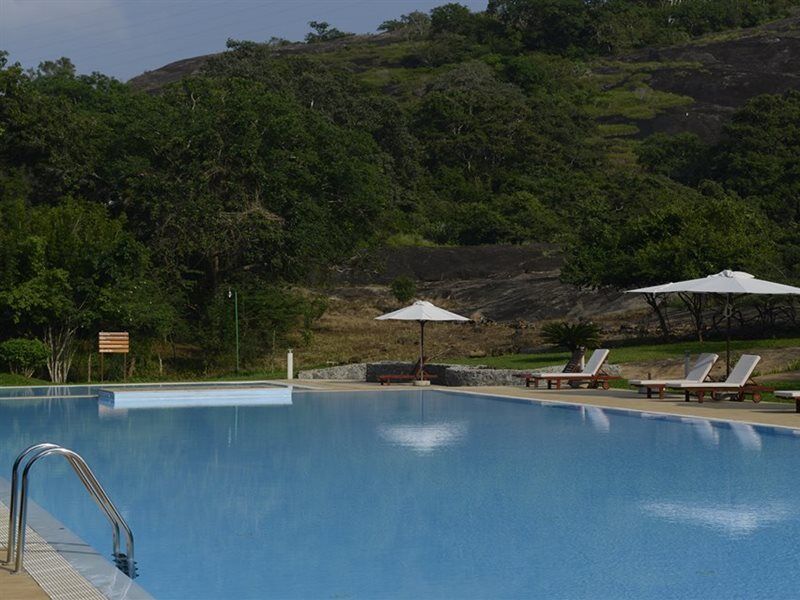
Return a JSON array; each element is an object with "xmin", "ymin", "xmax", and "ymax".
[{"xmin": 3, "ymin": 443, "xmax": 136, "ymax": 578}]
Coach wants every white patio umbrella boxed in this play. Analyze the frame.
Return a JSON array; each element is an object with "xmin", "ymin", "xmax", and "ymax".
[
  {"xmin": 626, "ymin": 270, "xmax": 800, "ymax": 374},
  {"xmin": 375, "ymin": 300, "xmax": 469, "ymax": 381}
]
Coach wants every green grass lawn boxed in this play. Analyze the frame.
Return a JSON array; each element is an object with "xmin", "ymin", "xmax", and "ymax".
[
  {"xmin": 0, "ymin": 373, "xmax": 50, "ymax": 386},
  {"xmin": 452, "ymin": 337, "xmax": 800, "ymax": 370}
]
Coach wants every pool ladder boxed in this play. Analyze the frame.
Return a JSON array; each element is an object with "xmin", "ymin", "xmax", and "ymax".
[{"xmin": 3, "ymin": 443, "xmax": 136, "ymax": 578}]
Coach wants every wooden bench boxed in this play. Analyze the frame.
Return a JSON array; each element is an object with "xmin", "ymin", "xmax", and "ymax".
[{"xmin": 379, "ymin": 373, "xmax": 437, "ymax": 386}]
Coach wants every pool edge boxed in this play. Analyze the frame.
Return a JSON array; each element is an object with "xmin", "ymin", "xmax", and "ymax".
[{"xmin": 0, "ymin": 479, "xmax": 153, "ymax": 600}]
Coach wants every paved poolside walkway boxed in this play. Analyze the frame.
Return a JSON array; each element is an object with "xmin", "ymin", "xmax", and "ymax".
[
  {"xmin": 0, "ymin": 551, "xmax": 48, "ymax": 599},
  {"xmin": 0, "ymin": 497, "xmax": 104, "ymax": 600},
  {"xmin": 291, "ymin": 380, "xmax": 800, "ymax": 430}
]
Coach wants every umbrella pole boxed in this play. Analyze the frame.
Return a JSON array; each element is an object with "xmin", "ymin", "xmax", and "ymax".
[
  {"xmin": 419, "ymin": 320, "xmax": 425, "ymax": 381},
  {"xmin": 726, "ymin": 293, "xmax": 732, "ymax": 376}
]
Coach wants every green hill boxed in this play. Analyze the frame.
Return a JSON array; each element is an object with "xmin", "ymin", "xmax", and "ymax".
[{"xmin": 2, "ymin": 1, "xmax": 800, "ymax": 381}]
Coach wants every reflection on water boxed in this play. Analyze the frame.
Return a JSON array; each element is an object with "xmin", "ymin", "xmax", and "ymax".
[
  {"xmin": 582, "ymin": 406, "xmax": 611, "ymax": 433},
  {"xmin": 641, "ymin": 500, "xmax": 792, "ymax": 536},
  {"xmin": 97, "ymin": 403, "xmax": 128, "ymax": 419},
  {"xmin": 730, "ymin": 422, "xmax": 762, "ymax": 451},
  {"xmin": 0, "ymin": 385, "xmax": 97, "ymax": 399},
  {"xmin": 378, "ymin": 422, "xmax": 468, "ymax": 454},
  {"xmin": 680, "ymin": 417, "xmax": 720, "ymax": 447}
]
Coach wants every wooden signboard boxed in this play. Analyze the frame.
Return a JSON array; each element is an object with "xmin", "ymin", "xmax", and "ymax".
[
  {"xmin": 98, "ymin": 332, "xmax": 130, "ymax": 381},
  {"xmin": 99, "ymin": 332, "xmax": 130, "ymax": 354}
]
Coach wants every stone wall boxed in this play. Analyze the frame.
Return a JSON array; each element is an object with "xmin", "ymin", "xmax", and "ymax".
[
  {"xmin": 297, "ymin": 363, "xmax": 366, "ymax": 380},
  {"xmin": 299, "ymin": 361, "xmax": 621, "ymax": 386}
]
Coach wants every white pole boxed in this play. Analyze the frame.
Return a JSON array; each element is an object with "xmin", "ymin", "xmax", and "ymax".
[{"xmin": 287, "ymin": 349, "xmax": 294, "ymax": 380}]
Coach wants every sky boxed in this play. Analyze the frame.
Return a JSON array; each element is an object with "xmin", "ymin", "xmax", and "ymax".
[{"xmin": 0, "ymin": 0, "xmax": 488, "ymax": 81}]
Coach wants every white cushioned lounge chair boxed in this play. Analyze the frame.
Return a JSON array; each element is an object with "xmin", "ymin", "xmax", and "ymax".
[
  {"xmin": 629, "ymin": 353, "xmax": 719, "ymax": 400},
  {"xmin": 669, "ymin": 354, "xmax": 771, "ymax": 403},
  {"xmin": 524, "ymin": 349, "xmax": 619, "ymax": 390},
  {"xmin": 775, "ymin": 391, "xmax": 800, "ymax": 413}
]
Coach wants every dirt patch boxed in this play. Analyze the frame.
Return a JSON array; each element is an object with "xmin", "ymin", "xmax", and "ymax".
[{"xmin": 295, "ymin": 293, "xmax": 527, "ymax": 370}]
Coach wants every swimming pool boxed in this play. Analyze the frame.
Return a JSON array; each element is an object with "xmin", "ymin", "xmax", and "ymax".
[{"xmin": 1, "ymin": 389, "xmax": 799, "ymax": 599}]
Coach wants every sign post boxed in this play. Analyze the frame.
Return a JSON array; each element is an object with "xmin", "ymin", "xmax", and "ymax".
[{"xmin": 99, "ymin": 332, "xmax": 130, "ymax": 382}]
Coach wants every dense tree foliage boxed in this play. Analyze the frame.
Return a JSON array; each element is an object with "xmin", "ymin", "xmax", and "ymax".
[{"xmin": 1, "ymin": 0, "xmax": 799, "ymax": 379}]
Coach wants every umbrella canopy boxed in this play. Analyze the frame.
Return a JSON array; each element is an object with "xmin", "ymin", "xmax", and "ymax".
[
  {"xmin": 626, "ymin": 270, "xmax": 800, "ymax": 373},
  {"xmin": 627, "ymin": 270, "xmax": 800, "ymax": 296},
  {"xmin": 376, "ymin": 300, "xmax": 470, "ymax": 322},
  {"xmin": 375, "ymin": 301, "xmax": 469, "ymax": 381}
]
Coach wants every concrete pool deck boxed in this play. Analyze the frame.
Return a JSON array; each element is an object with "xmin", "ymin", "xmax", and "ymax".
[{"xmin": 0, "ymin": 563, "xmax": 48, "ymax": 599}]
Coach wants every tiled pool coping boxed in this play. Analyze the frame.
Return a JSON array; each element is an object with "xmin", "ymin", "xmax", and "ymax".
[{"xmin": 0, "ymin": 380, "xmax": 288, "ymax": 401}]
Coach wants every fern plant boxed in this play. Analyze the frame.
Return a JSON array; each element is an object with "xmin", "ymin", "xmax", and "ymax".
[{"xmin": 540, "ymin": 321, "xmax": 602, "ymax": 371}]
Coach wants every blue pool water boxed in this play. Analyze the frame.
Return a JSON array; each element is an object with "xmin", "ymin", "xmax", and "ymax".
[{"xmin": 1, "ymin": 390, "xmax": 799, "ymax": 599}]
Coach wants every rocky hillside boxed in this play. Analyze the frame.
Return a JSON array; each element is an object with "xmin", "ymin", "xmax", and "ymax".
[
  {"xmin": 129, "ymin": 14, "xmax": 800, "ymax": 144},
  {"xmin": 617, "ymin": 13, "xmax": 800, "ymax": 141},
  {"xmin": 126, "ymin": 12, "xmax": 800, "ymax": 326},
  {"xmin": 332, "ymin": 244, "xmax": 642, "ymax": 324}
]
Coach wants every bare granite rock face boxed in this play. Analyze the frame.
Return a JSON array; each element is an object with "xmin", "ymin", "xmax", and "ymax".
[
  {"xmin": 623, "ymin": 13, "xmax": 800, "ymax": 142},
  {"xmin": 332, "ymin": 244, "xmax": 641, "ymax": 322},
  {"xmin": 299, "ymin": 361, "xmax": 621, "ymax": 386}
]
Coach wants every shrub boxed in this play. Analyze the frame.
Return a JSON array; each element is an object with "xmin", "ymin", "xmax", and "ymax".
[
  {"xmin": 0, "ymin": 338, "xmax": 49, "ymax": 378},
  {"xmin": 390, "ymin": 276, "xmax": 417, "ymax": 303}
]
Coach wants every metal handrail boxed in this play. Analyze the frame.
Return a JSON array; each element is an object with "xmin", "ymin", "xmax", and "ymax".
[
  {"xmin": 5, "ymin": 443, "xmax": 60, "ymax": 565},
  {"xmin": 4, "ymin": 443, "xmax": 136, "ymax": 578}
]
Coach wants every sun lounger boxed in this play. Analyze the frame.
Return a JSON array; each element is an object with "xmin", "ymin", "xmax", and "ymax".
[
  {"xmin": 669, "ymin": 354, "xmax": 772, "ymax": 403},
  {"xmin": 775, "ymin": 391, "xmax": 800, "ymax": 413},
  {"xmin": 629, "ymin": 353, "xmax": 719, "ymax": 399},
  {"xmin": 524, "ymin": 349, "xmax": 620, "ymax": 390},
  {"xmin": 379, "ymin": 358, "xmax": 437, "ymax": 386}
]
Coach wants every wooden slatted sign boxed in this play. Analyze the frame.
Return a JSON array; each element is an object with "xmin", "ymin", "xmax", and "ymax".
[
  {"xmin": 98, "ymin": 332, "xmax": 130, "ymax": 382},
  {"xmin": 99, "ymin": 332, "xmax": 130, "ymax": 354}
]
